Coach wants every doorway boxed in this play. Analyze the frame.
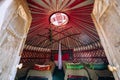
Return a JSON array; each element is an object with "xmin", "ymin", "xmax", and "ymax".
[{"xmin": 0, "ymin": 0, "xmax": 120, "ymax": 80}]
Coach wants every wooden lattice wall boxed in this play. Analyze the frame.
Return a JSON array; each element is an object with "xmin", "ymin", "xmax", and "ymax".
[
  {"xmin": 73, "ymin": 48, "xmax": 108, "ymax": 64},
  {"xmin": 20, "ymin": 50, "xmax": 51, "ymax": 65}
]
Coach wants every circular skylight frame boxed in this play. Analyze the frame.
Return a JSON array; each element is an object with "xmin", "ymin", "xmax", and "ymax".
[{"xmin": 50, "ymin": 12, "xmax": 69, "ymax": 27}]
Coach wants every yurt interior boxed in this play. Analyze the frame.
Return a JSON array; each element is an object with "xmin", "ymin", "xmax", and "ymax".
[{"xmin": 1, "ymin": 0, "xmax": 120, "ymax": 80}]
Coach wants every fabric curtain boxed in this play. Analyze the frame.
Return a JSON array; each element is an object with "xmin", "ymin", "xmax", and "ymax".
[{"xmin": 58, "ymin": 42, "xmax": 62, "ymax": 69}]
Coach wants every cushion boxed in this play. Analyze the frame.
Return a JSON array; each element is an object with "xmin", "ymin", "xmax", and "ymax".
[
  {"xmin": 87, "ymin": 63, "xmax": 107, "ymax": 70},
  {"xmin": 66, "ymin": 63, "xmax": 84, "ymax": 69},
  {"xmin": 34, "ymin": 64, "xmax": 51, "ymax": 71},
  {"xmin": 27, "ymin": 76, "xmax": 48, "ymax": 80}
]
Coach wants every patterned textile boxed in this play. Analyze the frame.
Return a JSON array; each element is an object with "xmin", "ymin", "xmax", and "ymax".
[
  {"xmin": 66, "ymin": 63, "xmax": 84, "ymax": 69},
  {"xmin": 68, "ymin": 75, "xmax": 88, "ymax": 78},
  {"xmin": 54, "ymin": 53, "xmax": 69, "ymax": 61},
  {"xmin": 34, "ymin": 64, "xmax": 51, "ymax": 71},
  {"xmin": 86, "ymin": 63, "xmax": 107, "ymax": 70},
  {"xmin": 64, "ymin": 69, "xmax": 89, "ymax": 80},
  {"xmin": 52, "ymin": 49, "xmax": 73, "ymax": 61}
]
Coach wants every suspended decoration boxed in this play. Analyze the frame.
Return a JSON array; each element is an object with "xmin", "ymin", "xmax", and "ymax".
[{"xmin": 58, "ymin": 41, "xmax": 62, "ymax": 69}]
